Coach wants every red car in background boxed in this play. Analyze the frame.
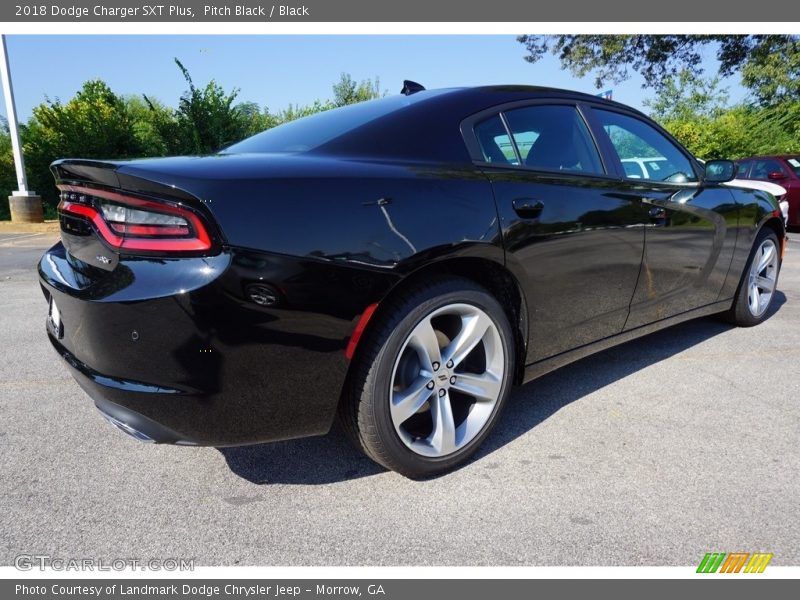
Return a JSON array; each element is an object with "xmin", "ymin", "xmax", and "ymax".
[{"xmin": 736, "ymin": 156, "xmax": 800, "ymax": 228}]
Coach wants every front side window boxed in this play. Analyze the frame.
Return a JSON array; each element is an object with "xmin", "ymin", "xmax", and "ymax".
[
  {"xmin": 750, "ymin": 159, "xmax": 787, "ymax": 180},
  {"xmin": 786, "ymin": 157, "xmax": 800, "ymax": 176},
  {"xmin": 594, "ymin": 109, "xmax": 698, "ymax": 183},
  {"xmin": 621, "ymin": 160, "xmax": 646, "ymax": 179}
]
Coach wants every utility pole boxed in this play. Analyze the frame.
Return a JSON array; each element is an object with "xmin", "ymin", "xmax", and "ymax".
[{"xmin": 0, "ymin": 34, "xmax": 42, "ymax": 222}]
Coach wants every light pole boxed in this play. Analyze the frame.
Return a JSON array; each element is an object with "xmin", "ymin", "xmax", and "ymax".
[{"xmin": 0, "ymin": 34, "xmax": 42, "ymax": 223}]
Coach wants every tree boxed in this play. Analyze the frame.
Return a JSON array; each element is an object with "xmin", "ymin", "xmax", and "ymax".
[
  {"xmin": 1, "ymin": 65, "xmax": 395, "ymax": 220},
  {"xmin": 124, "ymin": 95, "xmax": 174, "ymax": 156},
  {"xmin": 739, "ymin": 37, "xmax": 800, "ymax": 106},
  {"xmin": 674, "ymin": 104, "xmax": 800, "ymax": 159},
  {"xmin": 235, "ymin": 101, "xmax": 279, "ymax": 137},
  {"xmin": 643, "ymin": 70, "xmax": 729, "ymax": 122},
  {"xmin": 516, "ymin": 35, "xmax": 800, "ymax": 105},
  {"xmin": 627, "ymin": 65, "xmax": 800, "ymax": 160},
  {"xmin": 25, "ymin": 80, "xmax": 142, "ymax": 159},
  {"xmin": 331, "ymin": 73, "xmax": 384, "ymax": 107},
  {"xmin": 151, "ymin": 58, "xmax": 254, "ymax": 153},
  {"xmin": 266, "ymin": 74, "xmax": 383, "ymax": 126},
  {"xmin": 22, "ymin": 80, "xmax": 146, "ymax": 212},
  {"xmin": 274, "ymin": 99, "xmax": 336, "ymax": 124},
  {"xmin": 645, "ymin": 73, "xmax": 800, "ymax": 159}
]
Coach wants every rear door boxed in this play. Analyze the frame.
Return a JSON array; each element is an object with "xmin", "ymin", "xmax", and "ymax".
[
  {"xmin": 464, "ymin": 101, "xmax": 649, "ymax": 362},
  {"xmin": 585, "ymin": 108, "xmax": 739, "ymax": 329}
]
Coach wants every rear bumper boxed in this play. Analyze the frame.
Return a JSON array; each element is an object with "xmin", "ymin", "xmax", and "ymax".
[
  {"xmin": 48, "ymin": 334, "xmax": 203, "ymax": 444},
  {"xmin": 38, "ymin": 241, "xmax": 367, "ymax": 446}
]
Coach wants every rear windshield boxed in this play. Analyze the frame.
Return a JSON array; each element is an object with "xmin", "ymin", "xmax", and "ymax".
[{"xmin": 221, "ymin": 91, "xmax": 447, "ymax": 154}]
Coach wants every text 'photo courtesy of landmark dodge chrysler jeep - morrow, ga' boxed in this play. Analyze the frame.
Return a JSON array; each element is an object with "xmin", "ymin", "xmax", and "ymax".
[{"xmin": 39, "ymin": 83, "xmax": 785, "ymax": 477}]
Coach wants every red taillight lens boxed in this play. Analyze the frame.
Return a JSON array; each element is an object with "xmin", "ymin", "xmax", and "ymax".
[{"xmin": 57, "ymin": 185, "xmax": 212, "ymax": 253}]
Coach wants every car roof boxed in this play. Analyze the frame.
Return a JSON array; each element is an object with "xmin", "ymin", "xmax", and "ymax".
[
  {"xmin": 436, "ymin": 85, "xmax": 644, "ymax": 116},
  {"xmin": 320, "ymin": 85, "xmax": 656, "ymax": 163},
  {"xmin": 234, "ymin": 84, "xmax": 654, "ymax": 164},
  {"xmin": 736, "ymin": 155, "xmax": 800, "ymax": 160}
]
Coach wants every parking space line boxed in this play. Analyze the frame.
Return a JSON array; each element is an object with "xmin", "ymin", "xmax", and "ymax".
[{"xmin": 0, "ymin": 232, "xmax": 46, "ymax": 247}]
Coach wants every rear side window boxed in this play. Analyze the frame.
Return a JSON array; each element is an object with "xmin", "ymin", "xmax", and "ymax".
[
  {"xmin": 594, "ymin": 109, "xmax": 698, "ymax": 183},
  {"xmin": 475, "ymin": 116, "xmax": 519, "ymax": 165},
  {"xmin": 473, "ymin": 105, "xmax": 604, "ymax": 175},
  {"xmin": 505, "ymin": 105, "xmax": 604, "ymax": 174}
]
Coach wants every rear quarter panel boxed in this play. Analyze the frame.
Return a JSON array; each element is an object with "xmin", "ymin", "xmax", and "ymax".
[
  {"xmin": 105, "ymin": 157, "xmax": 505, "ymax": 443},
  {"xmin": 717, "ymin": 185, "xmax": 785, "ymax": 301}
]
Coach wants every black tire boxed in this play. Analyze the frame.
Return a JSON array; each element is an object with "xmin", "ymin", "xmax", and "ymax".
[
  {"xmin": 724, "ymin": 227, "xmax": 781, "ymax": 327},
  {"xmin": 339, "ymin": 277, "xmax": 515, "ymax": 478}
]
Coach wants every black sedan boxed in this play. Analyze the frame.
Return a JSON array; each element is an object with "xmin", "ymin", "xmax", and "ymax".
[{"xmin": 39, "ymin": 84, "xmax": 785, "ymax": 477}]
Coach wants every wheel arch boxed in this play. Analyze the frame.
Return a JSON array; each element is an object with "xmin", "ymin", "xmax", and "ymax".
[
  {"xmin": 744, "ymin": 186, "xmax": 787, "ymax": 243},
  {"xmin": 760, "ymin": 215, "xmax": 786, "ymax": 251},
  {"xmin": 344, "ymin": 255, "xmax": 529, "ymax": 387},
  {"xmin": 753, "ymin": 211, "xmax": 786, "ymax": 269}
]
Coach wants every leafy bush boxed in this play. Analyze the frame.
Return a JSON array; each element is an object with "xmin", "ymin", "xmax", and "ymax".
[
  {"xmin": 1, "ymin": 66, "xmax": 383, "ymax": 220},
  {"xmin": 22, "ymin": 80, "xmax": 146, "ymax": 216}
]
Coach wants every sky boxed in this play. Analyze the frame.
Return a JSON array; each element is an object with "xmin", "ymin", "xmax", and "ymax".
[{"xmin": 1, "ymin": 35, "xmax": 748, "ymax": 123}]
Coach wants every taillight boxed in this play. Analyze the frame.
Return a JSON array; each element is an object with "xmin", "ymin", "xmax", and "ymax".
[{"xmin": 57, "ymin": 185, "xmax": 212, "ymax": 253}]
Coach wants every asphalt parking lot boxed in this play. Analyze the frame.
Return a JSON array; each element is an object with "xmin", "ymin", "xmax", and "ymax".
[{"xmin": 1, "ymin": 230, "xmax": 798, "ymax": 567}]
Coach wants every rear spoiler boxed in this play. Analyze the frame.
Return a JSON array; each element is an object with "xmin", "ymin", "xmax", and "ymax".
[{"xmin": 50, "ymin": 159, "xmax": 197, "ymax": 204}]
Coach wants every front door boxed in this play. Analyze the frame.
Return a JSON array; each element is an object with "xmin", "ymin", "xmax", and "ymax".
[{"xmin": 585, "ymin": 108, "xmax": 739, "ymax": 329}]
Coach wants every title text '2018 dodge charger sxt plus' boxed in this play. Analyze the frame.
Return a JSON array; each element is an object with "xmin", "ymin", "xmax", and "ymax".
[{"xmin": 39, "ymin": 84, "xmax": 785, "ymax": 477}]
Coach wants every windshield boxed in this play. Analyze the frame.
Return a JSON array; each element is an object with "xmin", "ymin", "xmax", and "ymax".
[
  {"xmin": 221, "ymin": 91, "xmax": 447, "ymax": 154},
  {"xmin": 786, "ymin": 157, "xmax": 800, "ymax": 176}
]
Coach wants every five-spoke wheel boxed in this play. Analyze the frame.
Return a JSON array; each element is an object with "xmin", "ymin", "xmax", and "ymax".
[
  {"xmin": 340, "ymin": 278, "xmax": 514, "ymax": 478},
  {"xmin": 390, "ymin": 303, "xmax": 505, "ymax": 458},
  {"xmin": 726, "ymin": 227, "xmax": 782, "ymax": 327},
  {"xmin": 746, "ymin": 236, "xmax": 779, "ymax": 318}
]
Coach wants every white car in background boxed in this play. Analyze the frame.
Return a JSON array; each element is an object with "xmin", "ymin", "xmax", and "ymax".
[{"xmin": 623, "ymin": 157, "xmax": 789, "ymax": 226}]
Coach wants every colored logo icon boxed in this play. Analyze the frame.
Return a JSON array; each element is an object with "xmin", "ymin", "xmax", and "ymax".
[{"xmin": 697, "ymin": 552, "xmax": 773, "ymax": 573}]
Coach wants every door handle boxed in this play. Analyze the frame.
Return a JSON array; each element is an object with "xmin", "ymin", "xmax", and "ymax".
[{"xmin": 512, "ymin": 198, "xmax": 545, "ymax": 219}]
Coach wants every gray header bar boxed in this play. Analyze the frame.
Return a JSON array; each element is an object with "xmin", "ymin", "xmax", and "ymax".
[{"xmin": 3, "ymin": 1, "xmax": 800, "ymax": 22}]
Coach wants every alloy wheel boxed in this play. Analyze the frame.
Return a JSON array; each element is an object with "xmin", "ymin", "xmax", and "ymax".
[
  {"xmin": 747, "ymin": 237, "xmax": 779, "ymax": 318},
  {"xmin": 389, "ymin": 303, "xmax": 505, "ymax": 458}
]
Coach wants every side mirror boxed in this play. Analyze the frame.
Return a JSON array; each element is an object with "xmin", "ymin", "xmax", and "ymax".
[
  {"xmin": 768, "ymin": 171, "xmax": 787, "ymax": 181},
  {"xmin": 704, "ymin": 159, "xmax": 736, "ymax": 183}
]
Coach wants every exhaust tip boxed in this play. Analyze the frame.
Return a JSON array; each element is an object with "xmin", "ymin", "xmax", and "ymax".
[
  {"xmin": 93, "ymin": 398, "xmax": 198, "ymax": 445},
  {"xmin": 101, "ymin": 413, "xmax": 156, "ymax": 443}
]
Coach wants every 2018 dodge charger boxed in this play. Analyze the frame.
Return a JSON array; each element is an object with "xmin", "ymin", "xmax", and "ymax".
[{"xmin": 39, "ymin": 84, "xmax": 785, "ymax": 477}]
